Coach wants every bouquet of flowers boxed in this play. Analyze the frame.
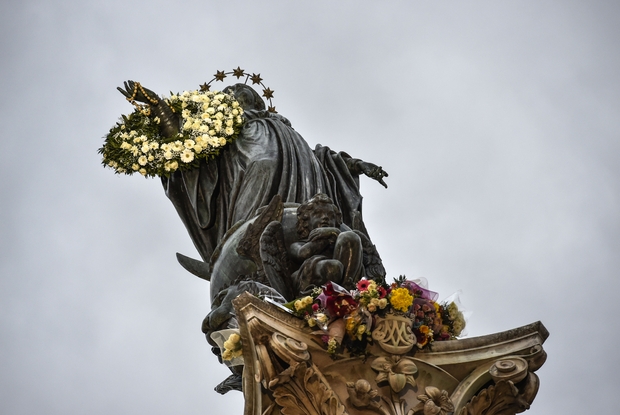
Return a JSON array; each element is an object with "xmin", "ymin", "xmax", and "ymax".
[
  {"xmin": 99, "ymin": 89, "xmax": 244, "ymax": 178},
  {"xmin": 285, "ymin": 276, "xmax": 466, "ymax": 356}
]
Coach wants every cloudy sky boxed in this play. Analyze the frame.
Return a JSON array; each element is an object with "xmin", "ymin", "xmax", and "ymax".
[{"xmin": 2, "ymin": 1, "xmax": 619, "ymax": 414}]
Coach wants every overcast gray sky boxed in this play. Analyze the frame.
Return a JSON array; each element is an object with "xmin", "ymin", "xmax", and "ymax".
[{"xmin": 2, "ymin": 1, "xmax": 619, "ymax": 414}]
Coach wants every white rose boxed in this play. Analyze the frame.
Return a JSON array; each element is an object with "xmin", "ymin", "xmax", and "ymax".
[{"xmin": 138, "ymin": 156, "xmax": 148, "ymax": 166}]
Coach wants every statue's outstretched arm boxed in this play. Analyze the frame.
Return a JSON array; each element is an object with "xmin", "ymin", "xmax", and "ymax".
[
  {"xmin": 345, "ymin": 157, "xmax": 389, "ymax": 188},
  {"xmin": 117, "ymin": 80, "xmax": 179, "ymax": 138}
]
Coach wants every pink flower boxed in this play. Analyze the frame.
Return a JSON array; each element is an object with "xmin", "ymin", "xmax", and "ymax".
[{"xmin": 357, "ymin": 279, "xmax": 371, "ymax": 291}]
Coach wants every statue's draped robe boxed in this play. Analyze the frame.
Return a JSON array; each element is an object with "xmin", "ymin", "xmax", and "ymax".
[{"xmin": 162, "ymin": 109, "xmax": 364, "ymax": 263}]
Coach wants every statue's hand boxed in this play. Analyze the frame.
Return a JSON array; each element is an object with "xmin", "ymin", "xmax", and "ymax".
[
  {"xmin": 117, "ymin": 80, "xmax": 160, "ymax": 105},
  {"xmin": 308, "ymin": 227, "xmax": 341, "ymax": 243},
  {"xmin": 358, "ymin": 161, "xmax": 389, "ymax": 188}
]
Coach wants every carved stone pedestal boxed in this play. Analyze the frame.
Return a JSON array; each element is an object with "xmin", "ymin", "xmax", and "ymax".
[{"xmin": 232, "ymin": 293, "xmax": 548, "ymax": 415}]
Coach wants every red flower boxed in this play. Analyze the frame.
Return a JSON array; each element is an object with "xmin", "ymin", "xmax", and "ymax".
[
  {"xmin": 326, "ymin": 295, "xmax": 358, "ymax": 318},
  {"xmin": 357, "ymin": 279, "xmax": 371, "ymax": 291},
  {"xmin": 377, "ymin": 286, "xmax": 388, "ymax": 298},
  {"xmin": 316, "ymin": 282, "xmax": 358, "ymax": 318}
]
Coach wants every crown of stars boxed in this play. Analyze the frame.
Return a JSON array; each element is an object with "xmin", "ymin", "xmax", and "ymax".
[{"xmin": 200, "ymin": 67, "xmax": 277, "ymax": 113}]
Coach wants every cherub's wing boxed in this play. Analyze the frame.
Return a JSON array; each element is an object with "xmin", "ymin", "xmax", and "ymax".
[
  {"xmin": 236, "ymin": 194, "xmax": 284, "ymax": 266},
  {"xmin": 260, "ymin": 221, "xmax": 294, "ymax": 301}
]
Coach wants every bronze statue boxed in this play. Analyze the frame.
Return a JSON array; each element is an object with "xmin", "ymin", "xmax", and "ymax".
[
  {"xmin": 117, "ymin": 80, "xmax": 388, "ymax": 393},
  {"xmin": 290, "ymin": 194, "xmax": 363, "ymax": 293},
  {"xmin": 117, "ymin": 82, "xmax": 388, "ymax": 266}
]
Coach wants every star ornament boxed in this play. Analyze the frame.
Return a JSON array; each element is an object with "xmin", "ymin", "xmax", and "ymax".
[
  {"xmin": 262, "ymin": 88, "xmax": 274, "ymax": 99},
  {"xmin": 268, "ymin": 106, "xmax": 277, "ymax": 113},
  {"xmin": 232, "ymin": 67, "xmax": 245, "ymax": 79},
  {"xmin": 250, "ymin": 73, "xmax": 263, "ymax": 84},
  {"xmin": 200, "ymin": 82, "xmax": 210, "ymax": 92},
  {"xmin": 214, "ymin": 70, "xmax": 227, "ymax": 81}
]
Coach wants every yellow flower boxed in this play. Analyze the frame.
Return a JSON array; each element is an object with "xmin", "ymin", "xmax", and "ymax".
[
  {"xmin": 228, "ymin": 333, "xmax": 240, "ymax": 343},
  {"xmin": 357, "ymin": 324, "xmax": 367, "ymax": 338},
  {"xmin": 390, "ymin": 288, "xmax": 413, "ymax": 312},
  {"xmin": 447, "ymin": 302, "xmax": 459, "ymax": 320},
  {"xmin": 346, "ymin": 316, "xmax": 358, "ymax": 336},
  {"xmin": 417, "ymin": 325, "xmax": 433, "ymax": 347}
]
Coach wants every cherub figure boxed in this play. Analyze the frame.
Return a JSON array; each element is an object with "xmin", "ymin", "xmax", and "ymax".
[{"xmin": 289, "ymin": 194, "xmax": 363, "ymax": 292}]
